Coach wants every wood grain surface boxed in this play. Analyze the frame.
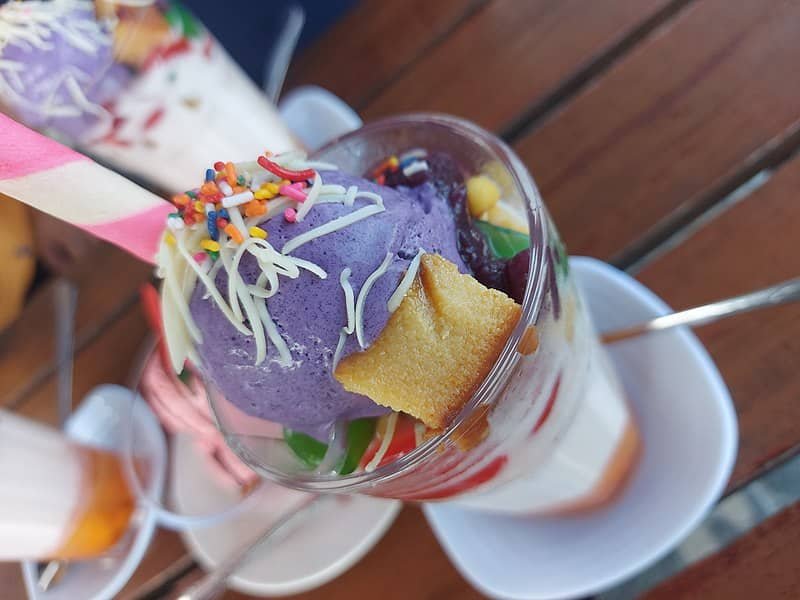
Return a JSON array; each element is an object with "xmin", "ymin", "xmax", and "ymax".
[
  {"xmin": 0, "ymin": 242, "xmax": 150, "ymax": 408},
  {"xmin": 162, "ymin": 507, "xmax": 485, "ymax": 600},
  {"xmin": 643, "ymin": 502, "xmax": 800, "ymax": 599},
  {"xmin": 286, "ymin": 0, "xmax": 487, "ymax": 110},
  {"xmin": 361, "ymin": 0, "xmax": 677, "ymax": 133},
  {"xmin": 513, "ymin": 0, "xmax": 800, "ymax": 260},
  {"xmin": 636, "ymin": 153, "xmax": 800, "ymax": 491}
]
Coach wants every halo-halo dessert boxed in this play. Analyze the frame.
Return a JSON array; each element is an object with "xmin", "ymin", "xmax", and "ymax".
[{"xmin": 156, "ymin": 116, "xmax": 640, "ymax": 513}]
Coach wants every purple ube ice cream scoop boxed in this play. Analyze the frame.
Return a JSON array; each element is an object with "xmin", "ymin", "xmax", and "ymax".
[
  {"xmin": 190, "ymin": 172, "xmax": 466, "ymax": 439},
  {"xmin": 0, "ymin": 1, "xmax": 130, "ymax": 140}
]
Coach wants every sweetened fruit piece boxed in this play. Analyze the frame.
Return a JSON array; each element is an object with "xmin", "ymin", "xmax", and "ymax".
[
  {"xmin": 466, "ymin": 175, "xmax": 501, "ymax": 217},
  {"xmin": 335, "ymin": 254, "xmax": 521, "ymax": 429}
]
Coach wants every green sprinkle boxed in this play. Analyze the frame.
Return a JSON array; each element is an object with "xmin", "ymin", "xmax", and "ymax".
[
  {"xmin": 237, "ymin": 175, "xmax": 246, "ymax": 186},
  {"xmin": 187, "ymin": 190, "xmax": 197, "ymax": 199}
]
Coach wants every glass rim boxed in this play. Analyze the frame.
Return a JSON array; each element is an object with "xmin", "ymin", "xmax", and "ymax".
[{"xmin": 213, "ymin": 113, "xmax": 551, "ymax": 492}]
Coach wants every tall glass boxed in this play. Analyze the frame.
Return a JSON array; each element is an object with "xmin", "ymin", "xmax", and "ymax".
[
  {"xmin": 0, "ymin": 0, "xmax": 295, "ymax": 194},
  {"xmin": 207, "ymin": 115, "xmax": 640, "ymax": 515},
  {"xmin": 0, "ymin": 410, "xmax": 136, "ymax": 560}
]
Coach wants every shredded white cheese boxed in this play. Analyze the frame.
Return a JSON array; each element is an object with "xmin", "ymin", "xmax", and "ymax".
[
  {"xmin": 355, "ymin": 252, "xmax": 393, "ymax": 348},
  {"xmin": 256, "ymin": 299, "xmax": 293, "ymax": 367},
  {"xmin": 365, "ymin": 412, "xmax": 399, "ymax": 472},
  {"xmin": 387, "ymin": 248, "xmax": 425, "ymax": 313},
  {"xmin": 355, "ymin": 191, "xmax": 384, "ymax": 207},
  {"xmin": 344, "ymin": 186, "xmax": 358, "ymax": 206},
  {"xmin": 339, "ymin": 268, "xmax": 356, "ymax": 334},
  {"xmin": 281, "ymin": 204, "xmax": 385, "ymax": 255},
  {"xmin": 295, "ymin": 172, "xmax": 322, "ymax": 222},
  {"xmin": 320, "ymin": 184, "xmax": 346, "ymax": 195},
  {"xmin": 175, "ymin": 233, "xmax": 251, "ymax": 336},
  {"xmin": 332, "ymin": 329, "xmax": 348, "ymax": 372}
]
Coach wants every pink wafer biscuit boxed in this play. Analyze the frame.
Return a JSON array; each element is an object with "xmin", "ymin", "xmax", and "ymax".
[{"xmin": 0, "ymin": 114, "xmax": 171, "ymax": 264}]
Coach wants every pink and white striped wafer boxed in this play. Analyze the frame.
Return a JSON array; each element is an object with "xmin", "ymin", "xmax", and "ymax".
[{"xmin": 0, "ymin": 114, "xmax": 171, "ymax": 264}]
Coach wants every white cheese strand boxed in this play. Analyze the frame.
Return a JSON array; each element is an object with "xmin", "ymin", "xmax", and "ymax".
[
  {"xmin": 365, "ymin": 412, "xmax": 399, "ymax": 472},
  {"xmin": 355, "ymin": 252, "xmax": 393, "ymax": 348},
  {"xmin": 387, "ymin": 248, "xmax": 426, "ymax": 313},
  {"xmin": 355, "ymin": 191, "xmax": 384, "ymax": 207},
  {"xmin": 175, "ymin": 234, "xmax": 251, "ymax": 336},
  {"xmin": 344, "ymin": 186, "xmax": 357, "ymax": 206},
  {"xmin": 228, "ymin": 205, "xmax": 249, "ymax": 241},
  {"xmin": 319, "ymin": 184, "xmax": 346, "ymax": 195},
  {"xmin": 339, "ymin": 268, "xmax": 356, "ymax": 334},
  {"xmin": 161, "ymin": 245, "xmax": 202, "ymax": 343},
  {"xmin": 295, "ymin": 172, "xmax": 322, "ymax": 222},
  {"xmin": 234, "ymin": 272, "xmax": 267, "ymax": 365},
  {"xmin": 256, "ymin": 299, "xmax": 293, "ymax": 367},
  {"xmin": 282, "ymin": 204, "xmax": 385, "ymax": 255},
  {"xmin": 332, "ymin": 328, "xmax": 348, "ymax": 373},
  {"xmin": 221, "ymin": 190, "xmax": 254, "ymax": 208}
]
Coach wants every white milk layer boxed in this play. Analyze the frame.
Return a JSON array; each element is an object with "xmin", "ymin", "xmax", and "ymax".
[
  {"xmin": 457, "ymin": 333, "xmax": 631, "ymax": 514},
  {"xmin": 451, "ymin": 278, "xmax": 634, "ymax": 515},
  {"xmin": 0, "ymin": 410, "xmax": 83, "ymax": 559}
]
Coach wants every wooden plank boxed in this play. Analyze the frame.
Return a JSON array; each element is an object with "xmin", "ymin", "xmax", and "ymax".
[
  {"xmin": 643, "ymin": 502, "xmax": 800, "ymax": 599},
  {"xmin": 162, "ymin": 507, "xmax": 483, "ymax": 600},
  {"xmin": 15, "ymin": 304, "xmax": 149, "ymax": 425},
  {"xmin": 0, "ymin": 242, "xmax": 151, "ymax": 407},
  {"xmin": 0, "ymin": 564, "xmax": 25, "ymax": 600},
  {"xmin": 362, "ymin": 0, "xmax": 676, "ymax": 133},
  {"xmin": 636, "ymin": 153, "xmax": 800, "ymax": 491},
  {"xmin": 511, "ymin": 0, "xmax": 800, "ymax": 260},
  {"xmin": 286, "ymin": 0, "xmax": 486, "ymax": 110}
]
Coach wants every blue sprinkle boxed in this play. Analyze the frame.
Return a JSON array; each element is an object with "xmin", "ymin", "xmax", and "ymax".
[
  {"xmin": 207, "ymin": 210, "xmax": 219, "ymax": 240},
  {"xmin": 218, "ymin": 208, "xmax": 230, "ymax": 220},
  {"xmin": 205, "ymin": 168, "xmax": 215, "ymax": 182}
]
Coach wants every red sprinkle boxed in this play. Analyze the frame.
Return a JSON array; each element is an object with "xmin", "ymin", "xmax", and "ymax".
[
  {"xmin": 257, "ymin": 155, "xmax": 315, "ymax": 182},
  {"xmin": 284, "ymin": 208, "xmax": 297, "ymax": 223},
  {"xmin": 213, "ymin": 161, "xmax": 225, "ymax": 171}
]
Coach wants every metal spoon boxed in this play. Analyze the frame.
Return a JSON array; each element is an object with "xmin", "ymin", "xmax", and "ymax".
[
  {"xmin": 601, "ymin": 276, "xmax": 800, "ymax": 344},
  {"xmin": 37, "ymin": 279, "xmax": 78, "ymax": 591},
  {"xmin": 177, "ymin": 495, "xmax": 327, "ymax": 600}
]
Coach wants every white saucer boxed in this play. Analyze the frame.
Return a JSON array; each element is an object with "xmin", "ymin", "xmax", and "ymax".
[
  {"xmin": 21, "ymin": 385, "xmax": 167, "ymax": 600},
  {"xmin": 170, "ymin": 432, "xmax": 402, "ymax": 597},
  {"xmin": 423, "ymin": 256, "xmax": 738, "ymax": 600}
]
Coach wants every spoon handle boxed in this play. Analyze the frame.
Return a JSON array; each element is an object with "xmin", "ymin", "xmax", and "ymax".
[
  {"xmin": 177, "ymin": 495, "xmax": 324, "ymax": 600},
  {"xmin": 602, "ymin": 276, "xmax": 800, "ymax": 344}
]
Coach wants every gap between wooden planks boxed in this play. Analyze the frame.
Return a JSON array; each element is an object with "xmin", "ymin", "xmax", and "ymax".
[
  {"xmin": 512, "ymin": 0, "xmax": 800, "ymax": 260},
  {"xmin": 643, "ymin": 502, "xmax": 800, "ymax": 600},
  {"xmin": 286, "ymin": 0, "xmax": 488, "ymax": 111},
  {"xmin": 353, "ymin": 0, "xmax": 800, "ymax": 266},
  {"xmin": 635, "ymin": 151, "xmax": 800, "ymax": 492},
  {"xmin": 0, "ymin": 242, "xmax": 151, "ymax": 409},
  {"xmin": 361, "ymin": 0, "xmax": 680, "ymax": 134}
]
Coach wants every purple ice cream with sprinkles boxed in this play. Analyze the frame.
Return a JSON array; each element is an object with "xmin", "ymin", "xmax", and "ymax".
[{"xmin": 189, "ymin": 171, "xmax": 466, "ymax": 439}]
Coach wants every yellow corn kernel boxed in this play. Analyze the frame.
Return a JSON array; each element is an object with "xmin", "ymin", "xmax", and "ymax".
[{"xmin": 466, "ymin": 175, "xmax": 501, "ymax": 217}]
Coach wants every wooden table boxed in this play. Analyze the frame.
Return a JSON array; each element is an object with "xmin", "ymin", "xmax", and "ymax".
[{"xmin": 3, "ymin": 1, "xmax": 800, "ymax": 598}]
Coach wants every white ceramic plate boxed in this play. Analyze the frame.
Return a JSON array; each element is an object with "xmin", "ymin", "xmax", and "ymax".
[
  {"xmin": 170, "ymin": 432, "xmax": 401, "ymax": 597},
  {"xmin": 423, "ymin": 256, "xmax": 738, "ymax": 600}
]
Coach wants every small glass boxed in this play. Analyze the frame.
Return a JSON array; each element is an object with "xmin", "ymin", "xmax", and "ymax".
[
  {"xmin": 0, "ymin": 410, "xmax": 136, "ymax": 560},
  {"xmin": 207, "ymin": 115, "xmax": 640, "ymax": 515}
]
